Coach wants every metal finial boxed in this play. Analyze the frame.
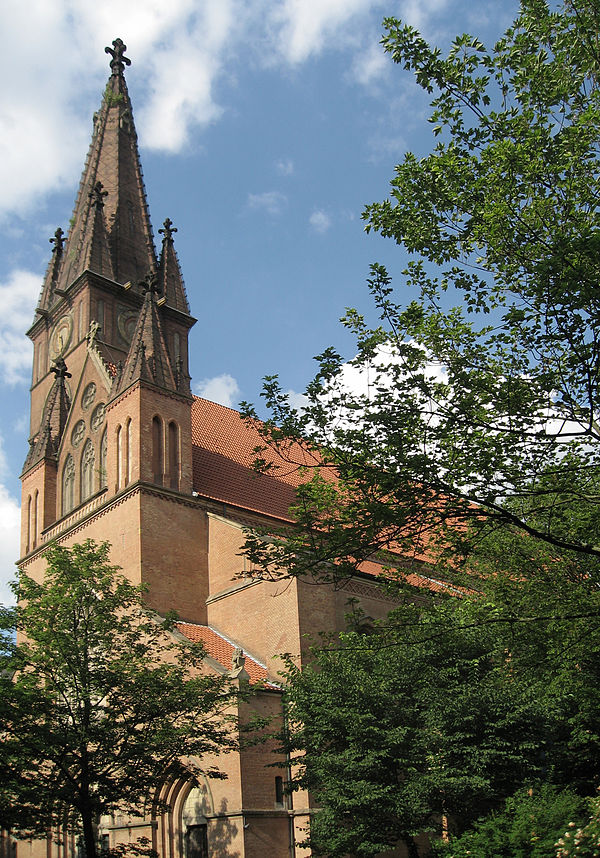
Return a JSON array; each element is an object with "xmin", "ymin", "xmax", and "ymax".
[
  {"xmin": 49, "ymin": 227, "xmax": 65, "ymax": 255},
  {"xmin": 105, "ymin": 38, "xmax": 131, "ymax": 75},
  {"xmin": 159, "ymin": 218, "xmax": 177, "ymax": 243},
  {"xmin": 90, "ymin": 181, "xmax": 108, "ymax": 209}
]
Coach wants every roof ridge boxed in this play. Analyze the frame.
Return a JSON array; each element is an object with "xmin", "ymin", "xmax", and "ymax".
[{"xmin": 192, "ymin": 394, "xmax": 243, "ymax": 416}]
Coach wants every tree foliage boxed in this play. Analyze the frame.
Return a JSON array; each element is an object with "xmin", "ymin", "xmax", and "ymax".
[
  {"xmin": 432, "ymin": 784, "xmax": 588, "ymax": 858},
  {"xmin": 0, "ymin": 541, "xmax": 234, "ymax": 858},
  {"xmin": 242, "ymin": 0, "xmax": 600, "ymax": 584},
  {"xmin": 281, "ymin": 564, "xmax": 600, "ymax": 857},
  {"xmin": 240, "ymin": 1, "xmax": 600, "ymax": 852},
  {"xmin": 554, "ymin": 793, "xmax": 600, "ymax": 857}
]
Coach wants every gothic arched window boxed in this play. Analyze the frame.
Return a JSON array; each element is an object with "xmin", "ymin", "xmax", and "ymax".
[
  {"xmin": 62, "ymin": 455, "xmax": 75, "ymax": 516},
  {"xmin": 81, "ymin": 440, "xmax": 95, "ymax": 502},
  {"xmin": 152, "ymin": 416, "xmax": 163, "ymax": 485}
]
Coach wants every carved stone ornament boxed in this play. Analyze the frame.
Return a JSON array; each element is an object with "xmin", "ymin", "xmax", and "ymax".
[
  {"xmin": 91, "ymin": 403, "xmax": 106, "ymax": 432},
  {"xmin": 49, "ymin": 315, "xmax": 73, "ymax": 360},
  {"xmin": 81, "ymin": 382, "xmax": 97, "ymax": 410},
  {"xmin": 117, "ymin": 308, "xmax": 138, "ymax": 344},
  {"xmin": 71, "ymin": 420, "xmax": 85, "ymax": 447}
]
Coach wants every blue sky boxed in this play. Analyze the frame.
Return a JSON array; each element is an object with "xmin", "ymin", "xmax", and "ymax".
[{"xmin": 0, "ymin": 0, "xmax": 518, "ymax": 603}]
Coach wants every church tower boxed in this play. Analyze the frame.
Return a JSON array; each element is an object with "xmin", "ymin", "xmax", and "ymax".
[
  {"xmin": 17, "ymin": 37, "xmax": 407, "ymax": 858},
  {"xmin": 20, "ymin": 39, "xmax": 205, "ymax": 621}
]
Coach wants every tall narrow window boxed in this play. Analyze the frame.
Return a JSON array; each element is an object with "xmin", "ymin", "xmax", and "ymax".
[
  {"xmin": 81, "ymin": 440, "xmax": 95, "ymax": 502},
  {"xmin": 33, "ymin": 490, "xmax": 38, "ymax": 549},
  {"xmin": 168, "ymin": 421, "xmax": 179, "ymax": 490},
  {"xmin": 275, "ymin": 776, "xmax": 285, "ymax": 807},
  {"xmin": 99, "ymin": 429, "xmax": 107, "ymax": 489},
  {"xmin": 62, "ymin": 456, "xmax": 75, "ymax": 515},
  {"xmin": 116, "ymin": 425, "xmax": 122, "ymax": 490},
  {"xmin": 26, "ymin": 495, "xmax": 32, "ymax": 553},
  {"xmin": 173, "ymin": 331, "xmax": 181, "ymax": 362},
  {"xmin": 152, "ymin": 416, "xmax": 163, "ymax": 485},
  {"xmin": 125, "ymin": 418, "xmax": 132, "ymax": 485},
  {"xmin": 97, "ymin": 299, "xmax": 105, "ymax": 336}
]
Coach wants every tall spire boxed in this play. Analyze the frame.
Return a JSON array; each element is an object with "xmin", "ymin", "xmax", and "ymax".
[{"xmin": 38, "ymin": 38, "xmax": 156, "ymax": 310}]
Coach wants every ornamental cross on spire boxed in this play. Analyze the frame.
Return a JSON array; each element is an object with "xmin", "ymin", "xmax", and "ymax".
[
  {"xmin": 49, "ymin": 227, "xmax": 65, "ymax": 255},
  {"xmin": 90, "ymin": 181, "xmax": 108, "ymax": 209},
  {"xmin": 105, "ymin": 38, "xmax": 131, "ymax": 75},
  {"xmin": 159, "ymin": 218, "xmax": 177, "ymax": 243},
  {"xmin": 50, "ymin": 357, "xmax": 72, "ymax": 381},
  {"xmin": 140, "ymin": 271, "xmax": 162, "ymax": 297}
]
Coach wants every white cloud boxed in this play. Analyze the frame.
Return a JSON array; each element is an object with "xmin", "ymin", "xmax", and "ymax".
[
  {"xmin": 0, "ymin": 269, "xmax": 39, "ymax": 385},
  {"xmin": 247, "ymin": 191, "xmax": 288, "ymax": 216},
  {"xmin": 275, "ymin": 158, "xmax": 295, "ymax": 176},
  {"xmin": 194, "ymin": 373, "xmax": 241, "ymax": 408},
  {"xmin": 309, "ymin": 209, "xmax": 332, "ymax": 233},
  {"xmin": 135, "ymin": 1, "xmax": 236, "ymax": 151},
  {"xmin": 0, "ymin": 0, "xmax": 459, "ymax": 218},
  {"xmin": 268, "ymin": 0, "xmax": 384, "ymax": 64},
  {"xmin": 285, "ymin": 389, "xmax": 309, "ymax": 412},
  {"xmin": 398, "ymin": 0, "xmax": 450, "ymax": 32},
  {"xmin": 351, "ymin": 40, "xmax": 390, "ymax": 86}
]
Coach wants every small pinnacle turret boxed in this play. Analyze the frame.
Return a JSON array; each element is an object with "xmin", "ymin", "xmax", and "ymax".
[
  {"xmin": 115, "ymin": 275, "xmax": 178, "ymax": 395},
  {"xmin": 23, "ymin": 358, "xmax": 72, "ymax": 472},
  {"xmin": 158, "ymin": 217, "xmax": 191, "ymax": 314}
]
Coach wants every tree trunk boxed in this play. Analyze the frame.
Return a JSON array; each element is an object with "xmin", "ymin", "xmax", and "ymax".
[
  {"xmin": 403, "ymin": 834, "xmax": 420, "ymax": 858},
  {"xmin": 80, "ymin": 805, "xmax": 97, "ymax": 858}
]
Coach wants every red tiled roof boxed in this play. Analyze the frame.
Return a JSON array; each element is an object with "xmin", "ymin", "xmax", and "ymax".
[
  {"xmin": 358, "ymin": 559, "xmax": 471, "ymax": 597},
  {"xmin": 191, "ymin": 396, "xmax": 318, "ymax": 521},
  {"xmin": 176, "ymin": 622, "xmax": 274, "ymax": 686},
  {"xmin": 190, "ymin": 397, "xmax": 468, "ymax": 597}
]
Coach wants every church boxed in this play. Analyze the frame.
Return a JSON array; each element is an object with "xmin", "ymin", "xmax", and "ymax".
[{"xmin": 17, "ymin": 40, "xmax": 434, "ymax": 858}]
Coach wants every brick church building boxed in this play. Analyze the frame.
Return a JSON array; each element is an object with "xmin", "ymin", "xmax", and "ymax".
[{"xmin": 17, "ymin": 40, "xmax": 434, "ymax": 858}]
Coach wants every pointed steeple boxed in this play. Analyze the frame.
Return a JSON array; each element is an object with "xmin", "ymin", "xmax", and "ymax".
[
  {"xmin": 39, "ymin": 38, "xmax": 156, "ymax": 311},
  {"xmin": 115, "ymin": 273, "xmax": 177, "ymax": 394},
  {"xmin": 157, "ymin": 218, "xmax": 191, "ymax": 314},
  {"xmin": 23, "ymin": 358, "xmax": 72, "ymax": 471}
]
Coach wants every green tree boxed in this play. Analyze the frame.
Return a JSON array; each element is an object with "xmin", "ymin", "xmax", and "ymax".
[
  {"xmin": 239, "ymin": 2, "xmax": 600, "ymax": 850},
  {"xmin": 554, "ymin": 793, "xmax": 600, "ymax": 857},
  {"xmin": 432, "ymin": 784, "xmax": 588, "ymax": 858},
  {"xmin": 242, "ymin": 0, "xmax": 600, "ymax": 584},
  {"xmin": 0, "ymin": 541, "xmax": 235, "ymax": 858},
  {"xmin": 281, "ymin": 566, "xmax": 600, "ymax": 857}
]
